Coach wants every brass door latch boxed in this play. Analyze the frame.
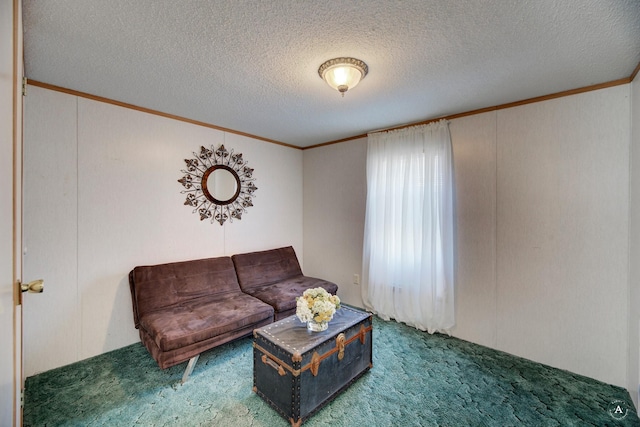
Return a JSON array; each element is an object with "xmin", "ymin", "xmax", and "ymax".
[
  {"xmin": 17, "ymin": 279, "xmax": 44, "ymax": 305},
  {"xmin": 20, "ymin": 279, "xmax": 44, "ymax": 293}
]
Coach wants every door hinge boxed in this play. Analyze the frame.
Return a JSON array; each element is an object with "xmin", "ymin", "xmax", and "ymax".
[
  {"xmin": 20, "ymin": 390, "xmax": 24, "ymax": 407},
  {"xmin": 22, "ymin": 77, "xmax": 27, "ymax": 96}
]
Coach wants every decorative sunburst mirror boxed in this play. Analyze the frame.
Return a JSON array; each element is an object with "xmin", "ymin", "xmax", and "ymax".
[{"xmin": 178, "ymin": 144, "xmax": 257, "ymax": 225}]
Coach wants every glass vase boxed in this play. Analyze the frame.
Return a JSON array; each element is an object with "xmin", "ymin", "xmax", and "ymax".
[{"xmin": 307, "ymin": 320, "xmax": 328, "ymax": 332}]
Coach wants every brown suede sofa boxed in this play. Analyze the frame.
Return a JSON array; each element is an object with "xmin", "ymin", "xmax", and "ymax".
[
  {"xmin": 129, "ymin": 246, "xmax": 338, "ymax": 381},
  {"xmin": 129, "ymin": 256, "xmax": 274, "ymax": 381}
]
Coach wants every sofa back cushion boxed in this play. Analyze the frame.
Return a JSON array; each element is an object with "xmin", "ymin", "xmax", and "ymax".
[
  {"xmin": 129, "ymin": 256, "xmax": 241, "ymax": 327},
  {"xmin": 232, "ymin": 246, "xmax": 303, "ymax": 291}
]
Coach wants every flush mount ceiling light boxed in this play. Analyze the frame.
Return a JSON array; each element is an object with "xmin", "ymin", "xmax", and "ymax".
[{"xmin": 318, "ymin": 57, "xmax": 368, "ymax": 97}]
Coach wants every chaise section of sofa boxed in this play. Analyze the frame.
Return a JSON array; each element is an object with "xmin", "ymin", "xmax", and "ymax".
[
  {"xmin": 129, "ymin": 256, "xmax": 274, "ymax": 376},
  {"xmin": 231, "ymin": 246, "xmax": 339, "ymax": 320}
]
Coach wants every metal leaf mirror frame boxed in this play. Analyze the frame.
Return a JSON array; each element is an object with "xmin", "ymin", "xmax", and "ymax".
[{"xmin": 178, "ymin": 144, "xmax": 257, "ymax": 225}]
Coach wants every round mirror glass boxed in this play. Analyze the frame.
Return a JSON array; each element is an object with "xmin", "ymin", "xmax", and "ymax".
[{"xmin": 202, "ymin": 166, "xmax": 240, "ymax": 204}]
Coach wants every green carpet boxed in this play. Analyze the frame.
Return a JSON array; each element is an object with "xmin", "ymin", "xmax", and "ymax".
[{"xmin": 24, "ymin": 316, "xmax": 639, "ymax": 426}]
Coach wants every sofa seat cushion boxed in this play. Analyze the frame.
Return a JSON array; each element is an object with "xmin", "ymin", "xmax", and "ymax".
[
  {"xmin": 138, "ymin": 292, "xmax": 273, "ymax": 352},
  {"xmin": 242, "ymin": 275, "xmax": 339, "ymax": 314}
]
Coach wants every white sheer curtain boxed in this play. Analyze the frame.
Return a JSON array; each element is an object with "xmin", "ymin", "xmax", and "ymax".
[{"xmin": 361, "ymin": 120, "xmax": 455, "ymax": 334}]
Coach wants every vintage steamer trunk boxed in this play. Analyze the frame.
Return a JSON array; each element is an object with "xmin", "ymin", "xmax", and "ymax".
[{"xmin": 253, "ymin": 306, "xmax": 373, "ymax": 426}]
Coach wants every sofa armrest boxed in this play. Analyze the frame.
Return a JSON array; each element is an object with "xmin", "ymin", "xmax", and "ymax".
[{"xmin": 129, "ymin": 270, "xmax": 141, "ymax": 329}]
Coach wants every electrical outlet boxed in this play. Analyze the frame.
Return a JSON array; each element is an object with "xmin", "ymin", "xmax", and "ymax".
[{"xmin": 353, "ymin": 274, "xmax": 360, "ymax": 285}]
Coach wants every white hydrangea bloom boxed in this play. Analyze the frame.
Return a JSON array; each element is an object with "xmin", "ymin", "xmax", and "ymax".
[
  {"xmin": 296, "ymin": 287, "xmax": 341, "ymax": 324},
  {"xmin": 296, "ymin": 296, "xmax": 314, "ymax": 322}
]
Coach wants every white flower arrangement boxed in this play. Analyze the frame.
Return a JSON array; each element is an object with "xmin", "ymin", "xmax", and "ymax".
[{"xmin": 296, "ymin": 287, "xmax": 341, "ymax": 324}]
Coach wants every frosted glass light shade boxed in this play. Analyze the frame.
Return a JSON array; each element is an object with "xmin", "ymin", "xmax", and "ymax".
[{"xmin": 318, "ymin": 57, "xmax": 368, "ymax": 96}]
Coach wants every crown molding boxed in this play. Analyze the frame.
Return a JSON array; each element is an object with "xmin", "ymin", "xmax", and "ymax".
[
  {"xmin": 25, "ymin": 80, "xmax": 301, "ymax": 150},
  {"xmin": 304, "ymin": 73, "xmax": 636, "ymax": 150}
]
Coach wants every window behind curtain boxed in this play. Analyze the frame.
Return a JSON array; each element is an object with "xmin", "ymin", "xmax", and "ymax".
[{"xmin": 362, "ymin": 120, "xmax": 455, "ymax": 333}]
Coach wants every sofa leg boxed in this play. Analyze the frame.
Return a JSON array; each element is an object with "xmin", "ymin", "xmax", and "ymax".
[{"xmin": 181, "ymin": 354, "xmax": 200, "ymax": 384}]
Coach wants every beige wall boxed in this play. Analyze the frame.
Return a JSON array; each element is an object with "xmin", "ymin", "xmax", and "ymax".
[
  {"xmin": 629, "ymin": 74, "xmax": 640, "ymax": 411},
  {"xmin": 22, "ymin": 85, "xmax": 304, "ymax": 376},
  {"xmin": 303, "ymin": 138, "xmax": 367, "ymax": 307},
  {"xmin": 304, "ymin": 85, "xmax": 632, "ymax": 392},
  {"xmin": 494, "ymin": 87, "xmax": 629, "ymax": 386},
  {"xmin": 449, "ymin": 112, "xmax": 498, "ymax": 348}
]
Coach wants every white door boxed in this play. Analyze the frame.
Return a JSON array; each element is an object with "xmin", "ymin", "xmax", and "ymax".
[{"xmin": 1, "ymin": 0, "xmax": 23, "ymax": 425}]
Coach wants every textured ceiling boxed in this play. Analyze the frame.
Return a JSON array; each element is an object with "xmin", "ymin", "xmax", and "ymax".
[{"xmin": 23, "ymin": 1, "xmax": 640, "ymax": 148}]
